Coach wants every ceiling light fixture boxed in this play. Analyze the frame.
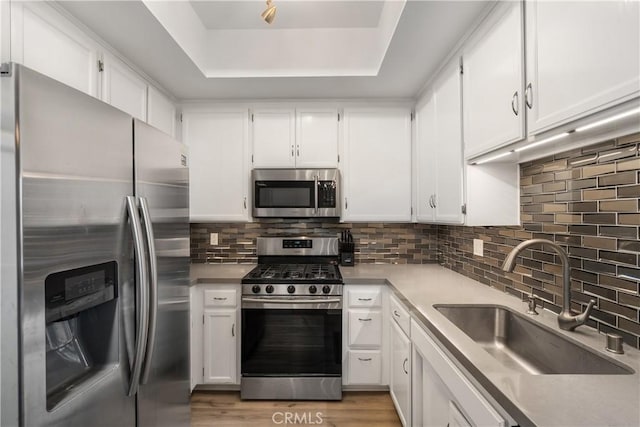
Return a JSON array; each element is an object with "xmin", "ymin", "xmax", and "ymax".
[{"xmin": 261, "ymin": 0, "xmax": 277, "ymax": 24}]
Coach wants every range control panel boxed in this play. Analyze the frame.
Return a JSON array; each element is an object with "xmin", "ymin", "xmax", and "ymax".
[{"xmin": 283, "ymin": 239, "xmax": 313, "ymax": 249}]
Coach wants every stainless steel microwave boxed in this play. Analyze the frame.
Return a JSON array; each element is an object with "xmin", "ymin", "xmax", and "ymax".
[{"xmin": 252, "ymin": 169, "xmax": 340, "ymax": 218}]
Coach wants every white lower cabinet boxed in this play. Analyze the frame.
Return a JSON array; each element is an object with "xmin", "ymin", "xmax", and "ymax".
[
  {"xmin": 203, "ymin": 309, "xmax": 238, "ymax": 384},
  {"xmin": 343, "ymin": 285, "xmax": 387, "ymax": 386},
  {"xmin": 390, "ymin": 314, "xmax": 411, "ymax": 426},
  {"xmin": 190, "ymin": 284, "xmax": 240, "ymax": 389},
  {"xmin": 347, "ymin": 350, "xmax": 382, "ymax": 385},
  {"xmin": 411, "ymin": 318, "xmax": 508, "ymax": 427}
]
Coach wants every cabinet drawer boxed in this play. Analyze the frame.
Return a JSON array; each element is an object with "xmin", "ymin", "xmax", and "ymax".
[
  {"xmin": 347, "ymin": 287, "xmax": 383, "ymax": 308},
  {"xmin": 348, "ymin": 310, "xmax": 382, "ymax": 347},
  {"xmin": 390, "ymin": 293, "xmax": 410, "ymax": 337},
  {"xmin": 203, "ymin": 289, "xmax": 237, "ymax": 307},
  {"xmin": 347, "ymin": 350, "xmax": 382, "ymax": 384}
]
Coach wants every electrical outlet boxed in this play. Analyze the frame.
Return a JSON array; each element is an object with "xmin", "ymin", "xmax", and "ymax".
[
  {"xmin": 473, "ymin": 239, "xmax": 484, "ymax": 257},
  {"xmin": 210, "ymin": 233, "xmax": 219, "ymax": 246}
]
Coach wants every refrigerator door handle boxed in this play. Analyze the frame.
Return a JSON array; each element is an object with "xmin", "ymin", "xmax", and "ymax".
[
  {"xmin": 138, "ymin": 197, "xmax": 158, "ymax": 385},
  {"xmin": 126, "ymin": 196, "xmax": 150, "ymax": 397}
]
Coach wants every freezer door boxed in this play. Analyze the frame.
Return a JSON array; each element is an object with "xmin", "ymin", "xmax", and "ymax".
[
  {"xmin": 134, "ymin": 120, "xmax": 190, "ymax": 427},
  {"xmin": 11, "ymin": 65, "xmax": 136, "ymax": 426}
]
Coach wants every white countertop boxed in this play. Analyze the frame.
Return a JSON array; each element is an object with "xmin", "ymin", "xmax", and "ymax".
[{"xmin": 191, "ymin": 262, "xmax": 640, "ymax": 427}]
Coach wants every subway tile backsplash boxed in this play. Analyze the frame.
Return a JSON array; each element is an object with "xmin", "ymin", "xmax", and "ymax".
[
  {"xmin": 191, "ymin": 221, "xmax": 438, "ymax": 265},
  {"xmin": 439, "ymin": 132, "xmax": 640, "ymax": 349}
]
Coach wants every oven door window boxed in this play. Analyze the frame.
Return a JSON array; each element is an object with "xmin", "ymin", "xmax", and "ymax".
[
  {"xmin": 254, "ymin": 181, "xmax": 314, "ymax": 208},
  {"xmin": 241, "ymin": 308, "xmax": 342, "ymax": 376}
]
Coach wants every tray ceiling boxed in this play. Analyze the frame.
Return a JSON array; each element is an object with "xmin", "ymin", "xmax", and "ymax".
[{"xmin": 58, "ymin": 0, "xmax": 491, "ymax": 99}]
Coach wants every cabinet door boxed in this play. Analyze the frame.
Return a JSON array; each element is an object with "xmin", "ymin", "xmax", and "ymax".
[
  {"xmin": 147, "ymin": 86, "xmax": 176, "ymax": 137},
  {"xmin": 390, "ymin": 321, "xmax": 411, "ymax": 427},
  {"xmin": 101, "ymin": 52, "xmax": 147, "ymax": 120},
  {"xmin": 295, "ymin": 108, "xmax": 339, "ymax": 168},
  {"xmin": 414, "ymin": 93, "xmax": 437, "ymax": 222},
  {"xmin": 203, "ymin": 309, "xmax": 237, "ymax": 384},
  {"xmin": 11, "ymin": 2, "xmax": 99, "ymax": 97},
  {"xmin": 342, "ymin": 108, "xmax": 412, "ymax": 222},
  {"xmin": 252, "ymin": 108, "xmax": 295, "ymax": 168},
  {"xmin": 463, "ymin": 1, "xmax": 524, "ymax": 158},
  {"xmin": 411, "ymin": 319, "xmax": 507, "ymax": 427},
  {"xmin": 183, "ymin": 110, "xmax": 250, "ymax": 222},
  {"xmin": 525, "ymin": 0, "xmax": 640, "ymax": 134},
  {"xmin": 433, "ymin": 62, "xmax": 464, "ymax": 224}
]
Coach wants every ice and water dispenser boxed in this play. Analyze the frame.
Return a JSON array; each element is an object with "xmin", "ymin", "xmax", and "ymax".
[{"xmin": 44, "ymin": 261, "xmax": 119, "ymax": 409}]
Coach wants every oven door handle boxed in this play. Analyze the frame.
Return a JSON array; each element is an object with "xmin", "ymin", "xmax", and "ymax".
[{"xmin": 242, "ymin": 297, "xmax": 342, "ymax": 304}]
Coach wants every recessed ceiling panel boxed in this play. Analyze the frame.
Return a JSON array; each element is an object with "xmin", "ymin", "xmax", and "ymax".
[
  {"xmin": 58, "ymin": 0, "xmax": 492, "ymax": 99},
  {"xmin": 190, "ymin": 0, "xmax": 385, "ymax": 30}
]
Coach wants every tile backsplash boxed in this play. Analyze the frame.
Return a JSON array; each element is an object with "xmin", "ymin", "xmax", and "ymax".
[
  {"xmin": 190, "ymin": 132, "xmax": 640, "ymax": 349},
  {"xmin": 191, "ymin": 221, "xmax": 438, "ymax": 265},
  {"xmin": 439, "ymin": 132, "xmax": 640, "ymax": 349}
]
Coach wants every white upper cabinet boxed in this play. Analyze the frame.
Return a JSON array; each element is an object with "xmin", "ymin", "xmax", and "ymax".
[
  {"xmin": 252, "ymin": 107, "xmax": 339, "ymax": 169},
  {"xmin": 147, "ymin": 86, "xmax": 176, "ymax": 138},
  {"xmin": 295, "ymin": 108, "xmax": 339, "ymax": 168},
  {"xmin": 183, "ymin": 109, "xmax": 250, "ymax": 222},
  {"xmin": 414, "ymin": 93, "xmax": 437, "ymax": 223},
  {"xmin": 341, "ymin": 107, "xmax": 412, "ymax": 222},
  {"xmin": 251, "ymin": 108, "xmax": 296, "ymax": 168},
  {"xmin": 434, "ymin": 62, "xmax": 464, "ymax": 224},
  {"xmin": 11, "ymin": 2, "xmax": 100, "ymax": 97},
  {"xmin": 462, "ymin": 1, "xmax": 524, "ymax": 158},
  {"xmin": 100, "ymin": 52, "xmax": 147, "ymax": 121},
  {"xmin": 525, "ymin": 0, "xmax": 640, "ymax": 135}
]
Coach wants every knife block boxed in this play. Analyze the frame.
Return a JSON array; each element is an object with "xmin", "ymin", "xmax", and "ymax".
[{"xmin": 339, "ymin": 242, "xmax": 354, "ymax": 266}]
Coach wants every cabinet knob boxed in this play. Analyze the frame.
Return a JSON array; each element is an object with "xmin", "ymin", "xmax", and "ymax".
[
  {"xmin": 243, "ymin": 197, "xmax": 247, "ymax": 209},
  {"xmin": 511, "ymin": 91, "xmax": 519, "ymax": 116},
  {"xmin": 402, "ymin": 358, "xmax": 408, "ymax": 374}
]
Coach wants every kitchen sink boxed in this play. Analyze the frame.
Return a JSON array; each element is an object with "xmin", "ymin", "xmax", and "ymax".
[{"xmin": 434, "ymin": 304, "xmax": 634, "ymax": 375}]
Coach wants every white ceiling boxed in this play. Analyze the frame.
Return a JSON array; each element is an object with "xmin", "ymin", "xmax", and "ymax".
[
  {"xmin": 190, "ymin": 1, "xmax": 385, "ymax": 30},
  {"xmin": 58, "ymin": 0, "xmax": 491, "ymax": 100}
]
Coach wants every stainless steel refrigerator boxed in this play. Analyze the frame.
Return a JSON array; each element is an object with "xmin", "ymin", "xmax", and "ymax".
[{"xmin": 0, "ymin": 63, "xmax": 190, "ymax": 426}]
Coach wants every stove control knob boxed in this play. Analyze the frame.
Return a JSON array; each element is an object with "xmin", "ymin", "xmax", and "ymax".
[
  {"xmin": 266, "ymin": 285, "xmax": 274, "ymax": 294},
  {"xmin": 322, "ymin": 285, "xmax": 331, "ymax": 294},
  {"xmin": 309, "ymin": 285, "xmax": 317, "ymax": 294},
  {"xmin": 287, "ymin": 285, "xmax": 296, "ymax": 294},
  {"xmin": 251, "ymin": 285, "xmax": 261, "ymax": 294}
]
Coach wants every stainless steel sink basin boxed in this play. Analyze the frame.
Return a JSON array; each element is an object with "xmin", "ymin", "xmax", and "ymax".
[{"xmin": 434, "ymin": 304, "xmax": 634, "ymax": 375}]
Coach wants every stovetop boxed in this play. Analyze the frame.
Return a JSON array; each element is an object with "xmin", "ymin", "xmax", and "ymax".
[{"xmin": 242, "ymin": 263, "xmax": 343, "ymax": 284}]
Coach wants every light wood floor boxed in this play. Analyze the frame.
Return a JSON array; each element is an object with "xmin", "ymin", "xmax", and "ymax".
[{"xmin": 191, "ymin": 391, "xmax": 402, "ymax": 427}]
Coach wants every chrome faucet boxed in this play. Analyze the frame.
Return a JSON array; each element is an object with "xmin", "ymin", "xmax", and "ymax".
[{"xmin": 502, "ymin": 239, "xmax": 596, "ymax": 331}]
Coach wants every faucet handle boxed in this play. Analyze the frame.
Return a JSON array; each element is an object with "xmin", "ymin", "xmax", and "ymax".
[{"xmin": 526, "ymin": 293, "xmax": 539, "ymax": 315}]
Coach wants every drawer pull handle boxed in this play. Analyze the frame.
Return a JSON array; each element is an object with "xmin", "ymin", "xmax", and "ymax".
[
  {"xmin": 213, "ymin": 297, "xmax": 228, "ymax": 301},
  {"xmin": 402, "ymin": 358, "xmax": 408, "ymax": 374},
  {"xmin": 358, "ymin": 357, "xmax": 372, "ymax": 362},
  {"xmin": 358, "ymin": 298, "xmax": 372, "ymax": 301},
  {"xmin": 232, "ymin": 323, "xmax": 235, "ymax": 337},
  {"xmin": 393, "ymin": 310, "xmax": 400, "ymax": 317},
  {"xmin": 358, "ymin": 318, "xmax": 372, "ymax": 322}
]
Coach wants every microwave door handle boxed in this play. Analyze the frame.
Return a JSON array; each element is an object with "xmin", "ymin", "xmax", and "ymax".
[{"xmin": 314, "ymin": 175, "xmax": 319, "ymax": 215}]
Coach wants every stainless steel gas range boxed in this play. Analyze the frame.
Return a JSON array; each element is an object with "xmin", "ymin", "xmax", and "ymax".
[{"xmin": 240, "ymin": 236, "xmax": 343, "ymax": 400}]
